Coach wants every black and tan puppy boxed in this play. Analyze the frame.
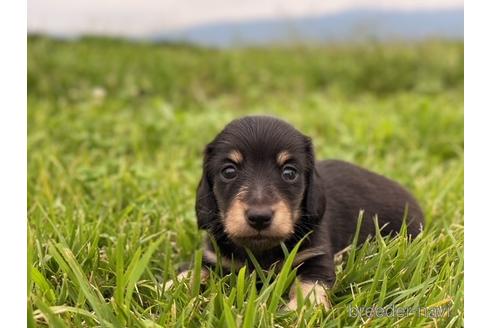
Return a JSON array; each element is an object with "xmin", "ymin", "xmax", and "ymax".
[{"xmin": 177, "ymin": 116, "xmax": 423, "ymax": 310}]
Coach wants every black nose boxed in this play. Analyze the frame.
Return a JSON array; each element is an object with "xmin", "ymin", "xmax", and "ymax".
[{"xmin": 246, "ymin": 207, "xmax": 273, "ymax": 230}]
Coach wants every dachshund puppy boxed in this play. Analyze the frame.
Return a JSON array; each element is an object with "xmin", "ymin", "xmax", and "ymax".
[{"xmin": 187, "ymin": 116, "xmax": 423, "ymax": 310}]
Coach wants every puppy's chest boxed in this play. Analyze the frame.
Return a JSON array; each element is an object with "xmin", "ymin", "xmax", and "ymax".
[
  {"xmin": 233, "ymin": 246, "xmax": 286, "ymax": 270},
  {"xmin": 206, "ymin": 238, "xmax": 327, "ymax": 272},
  {"xmin": 251, "ymin": 249, "xmax": 286, "ymax": 269}
]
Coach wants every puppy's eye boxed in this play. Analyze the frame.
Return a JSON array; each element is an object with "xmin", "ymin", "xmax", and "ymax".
[
  {"xmin": 281, "ymin": 165, "xmax": 298, "ymax": 182},
  {"xmin": 221, "ymin": 165, "xmax": 238, "ymax": 181}
]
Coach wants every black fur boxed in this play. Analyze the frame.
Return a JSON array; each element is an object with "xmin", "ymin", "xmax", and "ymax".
[{"xmin": 195, "ymin": 116, "xmax": 424, "ymax": 287}]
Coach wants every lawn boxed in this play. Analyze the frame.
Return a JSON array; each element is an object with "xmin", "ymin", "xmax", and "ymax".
[{"xmin": 27, "ymin": 37, "xmax": 464, "ymax": 327}]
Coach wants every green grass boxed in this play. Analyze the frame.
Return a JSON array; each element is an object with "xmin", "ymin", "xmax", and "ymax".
[{"xmin": 28, "ymin": 37, "xmax": 463, "ymax": 327}]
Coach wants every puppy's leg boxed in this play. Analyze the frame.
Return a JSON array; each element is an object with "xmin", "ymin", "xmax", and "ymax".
[
  {"xmin": 164, "ymin": 267, "xmax": 210, "ymax": 291},
  {"xmin": 286, "ymin": 254, "xmax": 335, "ymax": 311},
  {"xmin": 286, "ymin": 278, "xmax": 331, "ymax": 310}
]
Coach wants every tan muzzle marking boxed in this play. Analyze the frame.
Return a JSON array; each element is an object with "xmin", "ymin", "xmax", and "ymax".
[{"xmin": 223, "ymin": 199, "xmax": 294, "ymax": 239}]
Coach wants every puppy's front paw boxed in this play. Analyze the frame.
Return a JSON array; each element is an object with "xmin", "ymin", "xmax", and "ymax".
[
  {"xmin": 286, "ymin": 280, "xmax": 331, "ymax": 311},
  {"xmin": 163, "ymin": 269, "xmax": 209, "ymax": 291}
]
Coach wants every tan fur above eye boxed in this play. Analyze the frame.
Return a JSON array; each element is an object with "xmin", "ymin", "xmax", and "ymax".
[
  {"xmin": 228, "ymin": 150, "xmax": 243, "ymax": 164},
  {"xmin": 277, "ymin": 150, "xmax": 291, "ymax": 166}
]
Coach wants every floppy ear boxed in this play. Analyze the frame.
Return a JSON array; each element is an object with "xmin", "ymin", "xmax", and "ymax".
[
  {"xmin": 302, "ymin": 137, "xmax": 326, "ymax": 221},
  {"xmin": 195, "ymin": 145, "xmax": 218, "ymax": 229}
]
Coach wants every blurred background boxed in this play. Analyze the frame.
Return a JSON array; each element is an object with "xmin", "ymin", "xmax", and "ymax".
[
  {"xmin": 28, "ymin": 0, "xmax": 463, "ymax": 46},
  {"xmin": 27, "ymin": 0, "xmax": 464, "ymax": 211},
  {"xmin": 27, "ymin": 0, "xmax": 464, "ymax": 109}
]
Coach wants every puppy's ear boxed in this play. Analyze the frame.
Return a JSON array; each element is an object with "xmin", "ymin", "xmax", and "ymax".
[
  {"xmin": 302, "ymin": 137, "xmax": 326, "ymax": 221},
  {"xmin": 195, "ymin": 144, "xmax": 218, "ymax": 229}
]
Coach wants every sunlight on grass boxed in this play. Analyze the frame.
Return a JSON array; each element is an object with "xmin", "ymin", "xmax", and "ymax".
[{"xmin": 28, "ymin": 37, "xmax": 463, "ymax": 327}]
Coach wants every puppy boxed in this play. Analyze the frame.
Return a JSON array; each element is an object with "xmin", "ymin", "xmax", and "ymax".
[{"xmin": 183, "ymin": 116, "xmax": 423, "ymax": 310}]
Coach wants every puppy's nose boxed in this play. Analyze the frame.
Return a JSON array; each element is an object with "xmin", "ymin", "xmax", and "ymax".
[{"xmin": 246, "ymin": 207, "xmax": 273, "ymax": 230}]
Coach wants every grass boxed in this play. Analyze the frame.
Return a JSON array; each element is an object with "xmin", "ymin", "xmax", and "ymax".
[{"xmin": 28, "ymin": 37, "xmax": 463, "ymax": 327}]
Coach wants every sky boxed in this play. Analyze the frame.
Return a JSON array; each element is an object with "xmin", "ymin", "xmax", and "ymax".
[{"xmin": 28, "ymin": 0, "xmax": 463, "ymax": 37}]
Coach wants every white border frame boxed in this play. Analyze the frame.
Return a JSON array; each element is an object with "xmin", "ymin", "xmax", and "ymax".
[{"xmin": 0, "ymin": 0, "xmax": 27, "ymax": 324}]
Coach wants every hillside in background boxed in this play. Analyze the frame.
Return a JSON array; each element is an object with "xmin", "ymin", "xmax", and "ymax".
[{"xmin": 155, "ymin": 8, "xmax": 463, "ymax": 46}]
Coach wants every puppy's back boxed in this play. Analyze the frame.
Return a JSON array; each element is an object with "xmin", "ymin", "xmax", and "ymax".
[{"xmin": 315, "ymin": 160, "xmax": 424, "ymax": 251}]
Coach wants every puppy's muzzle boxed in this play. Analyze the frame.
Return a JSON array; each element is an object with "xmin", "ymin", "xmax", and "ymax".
[{"xmin": 245, "ymin": 206, "xmax": 273, "ymax": 230}]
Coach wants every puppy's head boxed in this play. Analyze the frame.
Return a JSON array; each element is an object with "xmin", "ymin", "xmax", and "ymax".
[{"xmin": 196, "ymin": 116, "xmax": 325, "ymax": 251}]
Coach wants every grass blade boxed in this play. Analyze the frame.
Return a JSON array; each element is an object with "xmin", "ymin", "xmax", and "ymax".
[
  {"xmin": 124, "ymin": 235, "xmax": 165, "ymax": 306},
  {"xmin": 242, "ymin": 272, "xmax": 257, "ymax": 328},
  {"xmin": 49, "ymin": 242, "xmax": 117, "ymax": 325},
  {"xmin": 267, "ymin": 240, "xmax": 302, "ymax": 312}
]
